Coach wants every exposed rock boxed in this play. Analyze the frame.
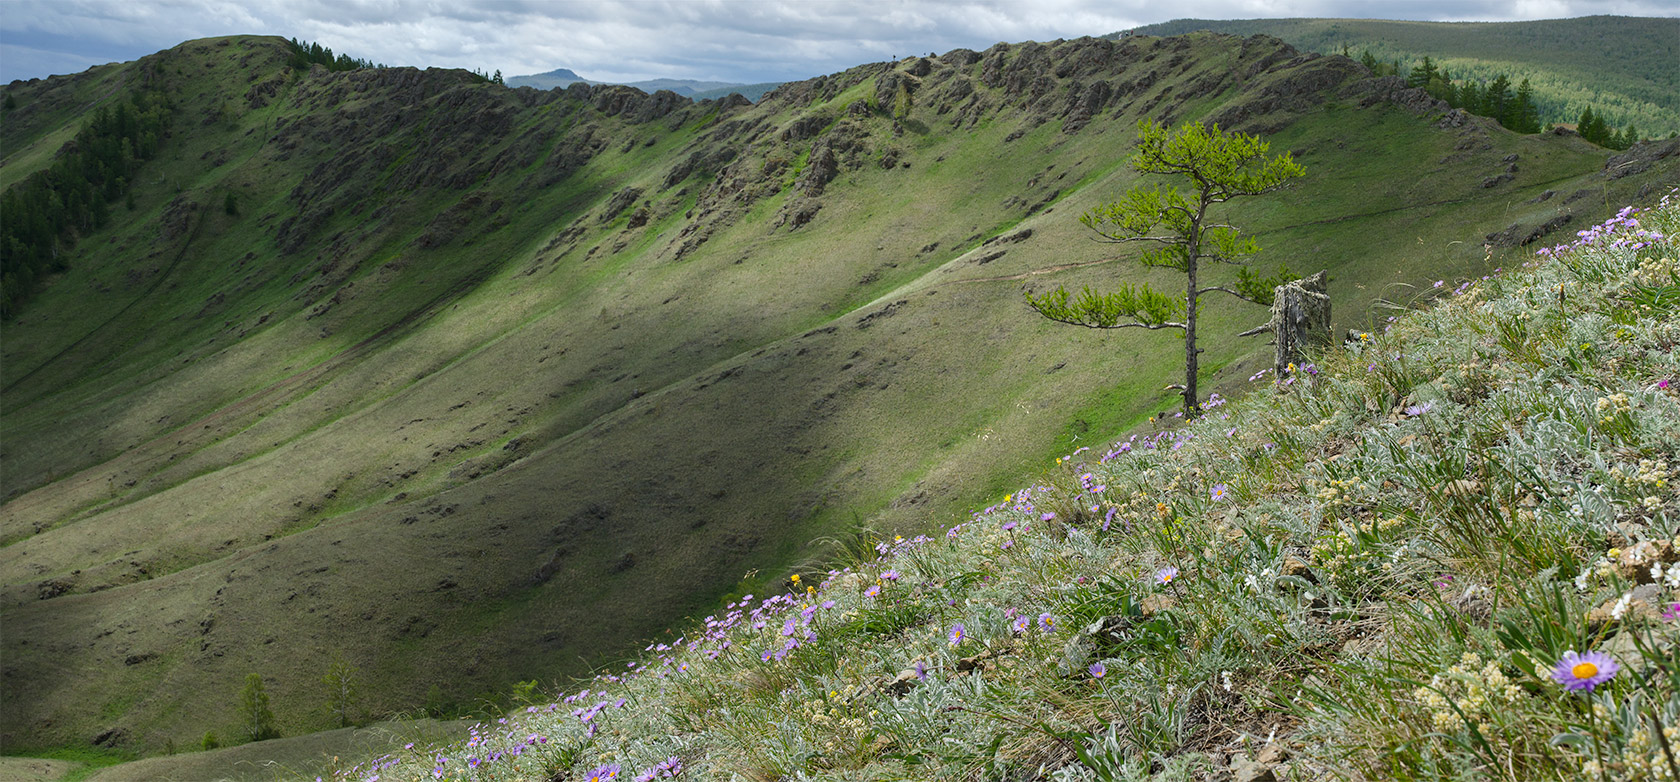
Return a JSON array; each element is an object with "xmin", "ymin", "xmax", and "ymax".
[
  {"xmin": 1485, "ymin": 213, "xmax": 1573, "ymax": 247},
  {"xmin": 797, "ymin": 144, "xmax": 840, "ymax": 197},
  {"xmin": 1279, "ymin": 554, "xmax": 1319, "ymax": 585},
  {"xmin": 37, "ymin": 578, "xmax": 74, "ymax": 600},
  {"xmin": 1612, "ymin": 539, "xmax": 1677, "ymax": 584},
  {"xmin": 779, "ymin": 112, "xmax": 832, "ymax": 142},
  {"xmin": 92, "ymin": 726, "xmax": 129, "ymax": 748},
  {"xmin": 1587, "ymin": 583, "xmax": 1665, "ymax": 630},
  {"xmin": 1061, "ymin": 80, "xmax": 1115, "ymax": 133},
  {"xmin": 1232, "ymin": 758, "xmax": 1279, "ymax": 782},
  {"xmin": 1606, "ymin": 137, "xmax": 1680, "ymax": 180},
  {"xmin": 599, "ymin": 186, "xmax": 644, "ymax": 224},
  {"xmin": 1139, "ymin": 593, "xmax": 1176, "ymax": 615},
  {"xmin": 884, "ymin": 668, "xmax": 923, "ymax": 696},
  {"xmin": 1482, "ymin": 173, "xmax": 1515, "ymax": 188}
]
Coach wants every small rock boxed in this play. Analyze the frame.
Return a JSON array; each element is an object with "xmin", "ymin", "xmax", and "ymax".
[
  {"xmin": 1232, "ymin": 757, "xmax": 1278, "ymax": 782},
  {"xmin": 1443, "ymin": 479, "xmax": 1482, "ymax": 497},
  {"xmin": 1140, "ymin": 594, "xmax": 1176, "ymax": 616},
  {"xmin": 1256, "ymin": 743, "xmax": 1291, "ymax": 764},
  {"xmin": 885, "ymin": 669, "xmax": 921, "ymax": 696},
  {"xmin": 1587, "ymin": 584, "xmax": 1665, "ymax": 630},
  {"xmin": 1613, "ymin": 539, "xmax": 1676, "ymax": 584},
  {"xmin": 1279, "ymin": 554, "xmax": 1319, "ymax": 585}
]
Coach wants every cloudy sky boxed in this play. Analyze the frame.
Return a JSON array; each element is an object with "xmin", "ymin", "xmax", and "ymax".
[{"xmin": 1, "ymin": 0, "xmax": 1673, "ymax": 86}]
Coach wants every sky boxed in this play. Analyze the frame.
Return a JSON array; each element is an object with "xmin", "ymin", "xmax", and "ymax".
[{"xmin": 1, "ymin": 0, "xmax": 1674, "ymax": 86}]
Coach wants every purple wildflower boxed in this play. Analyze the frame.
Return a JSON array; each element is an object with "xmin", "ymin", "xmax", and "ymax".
[
  {"xmin": 1038, "ymin": 612, "xmax": 1056, "ymax": 633},
  {"xmin": 584, "ymin": 764, "xmax": 623, "ymax": 782},
  {"xmin": 1088, "ymin": 661, "xmax": 1106, "ymax": 678},
  {"xmin": 1210, "ymin": 484, "xmax": 1229, "ymax": 502},
  {"xmin": 1155, "ymin": 566, "xmax": 1180, "ymax": 586},
  {"xmin": 948, "ymin": 623, "xmax": 966, "ymax": 646},
  {"xmin": 1552, "ymin": 650, "xmax": 1619, "ymax": 692}
]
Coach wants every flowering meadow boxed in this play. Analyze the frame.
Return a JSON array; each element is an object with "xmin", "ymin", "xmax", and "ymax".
[{"xmin": 329, "ymin": 194, "xmax": 1680, "ymax": 781}]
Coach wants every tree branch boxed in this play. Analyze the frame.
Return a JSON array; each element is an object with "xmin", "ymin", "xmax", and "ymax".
[
  {"xmin": 1198, "ymin": 285, "xmax": 1265, "ymax": 303},
  {"xmin": 1034, "ymin": 315, "xmax": 1187, "ymax": 331}
]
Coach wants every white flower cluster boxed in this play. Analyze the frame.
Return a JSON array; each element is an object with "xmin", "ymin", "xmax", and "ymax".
[
  {"xmin": 1410, "ymin": 652, "xmax": 1523, "ymax": 735},
  {"xmin": 1633, "ymin": 255, "xmax": 1678, "ymax": 287},
  {"xmin": 1580, "ymin": 722, "xmax": 1680, "ymax": 781},
  {"xmin": 1595, "ymin": 393, "xmax": 1633, "ymax": 424},
  {"xmin": 1610, "ymin": 460, "xmax": 1673, "ymax": 506},
  {"xmin": 1575, "ymin": 548, "xmax": 1620, "ymax": 591}
]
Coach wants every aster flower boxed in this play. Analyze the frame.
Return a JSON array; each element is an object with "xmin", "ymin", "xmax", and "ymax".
[
  {"xmin": 1210, "ymin": 484, "xmax": 1229, "ymax": 502},
  {"xmin": 1552, "ymin": 650, "xmax": 1619, "ymax": 692},
  {"xmin": 1155, "ymin": 566, "xmax": 1179, "ymax": 586},
  {"xmin": 1037, "ymin": 612, "xmax": 1056, "ymax": 632},
  {"xmin": 584, "ymin": 764, "xmax": 622, "ymax": 782},
  {"xmin": 1088, "ymin": 661, "xmax": 1106, "ymax": 678},
  {"xmin": 948, "ymin": 623, "xmax": 966, "ymax": 646}
]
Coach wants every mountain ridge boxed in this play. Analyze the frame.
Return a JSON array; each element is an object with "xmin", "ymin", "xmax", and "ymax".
[
  {"xmin": 1, "ymin": 30, "xmax": 1673, "ymax": 760},
  {"xmin": 1118, "ymin": 15, "xmax": 1680, "ymax": 135}
]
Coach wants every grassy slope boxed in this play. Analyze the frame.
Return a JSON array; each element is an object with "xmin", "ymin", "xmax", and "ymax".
[
  {"xmin": 310, "ymin": 196, "xmax": 1680, "ymax": 782},
  {"xmin": 1124, "ymin": 16, "xmax": 1680, "ymax": 136},
  {"xmin": 2, "ymin": 32, "xmax": 1675, "ymax": 763}
]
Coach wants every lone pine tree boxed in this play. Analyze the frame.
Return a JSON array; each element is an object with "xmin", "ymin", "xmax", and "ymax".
[{"xmin": 1026, "ymin": 120, "xmax": 1305, "ymax": 419}]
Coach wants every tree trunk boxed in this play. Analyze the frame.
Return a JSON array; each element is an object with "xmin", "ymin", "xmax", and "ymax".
[{"xmin": 1271, "ymin": 270, "xmax": 1331, "ymax": 379}]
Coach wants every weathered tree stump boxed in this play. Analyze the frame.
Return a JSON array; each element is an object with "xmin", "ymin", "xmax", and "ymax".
[{"xmin": 1240, "ymin": 270, "xmax": 1331, "ymax": 380}]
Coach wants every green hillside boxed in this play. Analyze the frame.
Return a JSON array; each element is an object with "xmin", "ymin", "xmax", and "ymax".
[
  {"xmin": 1, "ymin": 31, "xmax": 1674, "ymax": 767},
  {"xmin": 1122, "ymin": 16, "xmax": 1680, "ymax": 137}
]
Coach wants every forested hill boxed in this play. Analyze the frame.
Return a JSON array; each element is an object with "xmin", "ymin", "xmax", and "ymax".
[
  {"xmin": 1, "ymin": 31, "xmax": 1675, "ymax": 767},
  {"xmin": 1120, "ymin": 16, "xmax": 1680, "ymax": 137}
]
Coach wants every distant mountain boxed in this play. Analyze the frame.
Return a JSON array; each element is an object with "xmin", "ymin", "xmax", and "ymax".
[
  {"xmin": 1115, "ymin": 16, "xmax": 1680, "ymax": 135},
  {"xmin": 505, "ymin": 66, "xmax": 585, "ymax": 89},
  {"xmin": 507, "ymin": 67, "xmax": 781, "ymax": 102}
]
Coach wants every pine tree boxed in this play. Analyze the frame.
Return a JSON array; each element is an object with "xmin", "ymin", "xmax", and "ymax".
[
  {"xmin": 1407, "ymin": 56, "xmax": 1438, "ymax": 89},
  {"xmin": 1026, "ymin": 121, "xmax": 1305, "ymax": 420},
  {"xmin": 1485, "ymin": 75, "xmax": 1513, "ymax": 129},
  {"xmin": 1513, "ymin": 79, "xmax": 1540, "ymax": 133}
]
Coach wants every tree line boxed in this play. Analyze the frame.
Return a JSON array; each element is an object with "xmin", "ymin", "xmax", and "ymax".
[
  {"xmin": 287, "ymin": 37, "xmax": 504, "ymax": 85},
  {"xmin": 0, "ymin": 90, "xmax": 171, "ymax": 318},
  {"xmin": 1355, "ymin": 49, "xmax": 1646, "ymax": 150},
  {"xmin": 286, "ymin": 38, "xmax": 384, "ymax": 72}
]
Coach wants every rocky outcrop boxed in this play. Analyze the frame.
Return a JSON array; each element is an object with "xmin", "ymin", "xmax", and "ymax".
[
  {"xmin": 1486, "ymin": 214, "xmax": 1574, "ymax": 247},
  {"xmin": 1606, "ymin": 137, "xmax": 1680, "ymax": 180}
]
